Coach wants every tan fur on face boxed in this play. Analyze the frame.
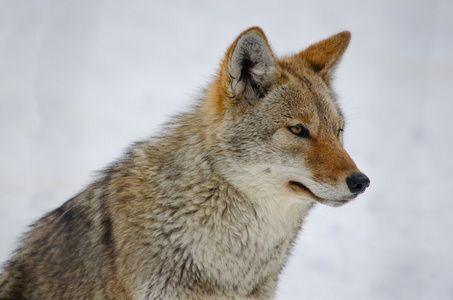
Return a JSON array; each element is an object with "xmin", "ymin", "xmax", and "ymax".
[{"xmin": 205, "ymin": 28, "xmax": 363, "ymax": 205}]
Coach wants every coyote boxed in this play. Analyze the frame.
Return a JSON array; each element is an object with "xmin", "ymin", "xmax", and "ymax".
[{"xmin": 0, "ymin": 27, "xmax": 369, "ymax": 299}]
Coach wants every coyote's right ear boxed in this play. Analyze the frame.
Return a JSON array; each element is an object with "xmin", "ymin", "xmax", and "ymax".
[
  {"xmin": 222, "ymin": 27, "xmax": 277, "ymax": 102},
  {"xmin": 298, "ymin": 31, "xmax": 351, "ymax": 83}
]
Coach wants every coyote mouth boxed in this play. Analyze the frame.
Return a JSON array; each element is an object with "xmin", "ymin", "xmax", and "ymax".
[
  {"xmin": 289, "ymin": 181, "xmax": 320, "ymax": 200},
  {"xmin": 288, "ymin": 181, "xmax": 350, "ymax": 206}
]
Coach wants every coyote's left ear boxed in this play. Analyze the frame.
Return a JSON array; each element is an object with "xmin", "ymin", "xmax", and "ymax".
[
  {"xmin": 222, "ymin": 27, "xmax": 277, "ymax": 102},
  {"xmin": 298, "ymin": 31, "xmax": 351, "ymax": 83}
]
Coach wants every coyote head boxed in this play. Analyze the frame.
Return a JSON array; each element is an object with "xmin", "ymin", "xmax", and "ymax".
[{"xmin": 201, "ymin": 27, "xmax": 369, "ymax": 207}]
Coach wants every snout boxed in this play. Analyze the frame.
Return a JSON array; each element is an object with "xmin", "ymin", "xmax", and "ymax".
[{"xmin": 346, "ymin": 173, "xmax": 370, "ymax": 196}]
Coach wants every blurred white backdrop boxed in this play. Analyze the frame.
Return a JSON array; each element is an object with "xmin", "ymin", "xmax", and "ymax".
[{"xmin": 1, "ymin": 0, "xmax": 453, "ymax": 299}]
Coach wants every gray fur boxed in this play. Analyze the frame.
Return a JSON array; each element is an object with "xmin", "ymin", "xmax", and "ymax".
[{"xmin": 228, "ymin": 31, "xmax": 277, "ymax": 101}]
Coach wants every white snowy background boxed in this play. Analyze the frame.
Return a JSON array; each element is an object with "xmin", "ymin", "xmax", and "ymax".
[{"xmin": 1, "ymin": 0, "xmax": 453, "ymax": 299}]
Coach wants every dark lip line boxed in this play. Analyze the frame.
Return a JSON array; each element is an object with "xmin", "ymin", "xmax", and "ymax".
[
  {"xmin": 288, "ymin": 180, "xmax": 323, "ymax": 201},
  {"xmin": 288, "ymin": 180, "xmax": 351, "ymax": 203}
]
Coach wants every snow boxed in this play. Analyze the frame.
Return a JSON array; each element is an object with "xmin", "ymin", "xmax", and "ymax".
[{"xmin": 1, "ymin": 0, "xmax": 453, "ymax": 299}]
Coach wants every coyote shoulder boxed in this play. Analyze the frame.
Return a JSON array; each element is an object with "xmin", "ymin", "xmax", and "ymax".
[{"xmin": 0, "ymin": 27, "xmax": 369, "ymax": 299}]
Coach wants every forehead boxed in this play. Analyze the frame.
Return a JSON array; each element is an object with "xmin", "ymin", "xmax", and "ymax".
[{"xmin": 269, "ymin": 67, "xmax": 344, "ymax": 126}]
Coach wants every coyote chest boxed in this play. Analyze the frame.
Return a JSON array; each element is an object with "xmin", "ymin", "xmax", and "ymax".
[{"xmin": 189, "ymin": 192, "xmax": 312, "ymax": 288}]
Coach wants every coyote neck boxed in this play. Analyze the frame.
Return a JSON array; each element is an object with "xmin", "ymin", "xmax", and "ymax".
[{"xmin": 107, "ymin": 116, "xmax": 313, "ymax": 298}]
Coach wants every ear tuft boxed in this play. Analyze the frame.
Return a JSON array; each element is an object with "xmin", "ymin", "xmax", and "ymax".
[
  {"xmin": 227, "ymin": 27, "xmax": 277, "ymax": 101},
  {"xmin": 298, "ymin": 31, "xmax": 351, "ymax": 82}
]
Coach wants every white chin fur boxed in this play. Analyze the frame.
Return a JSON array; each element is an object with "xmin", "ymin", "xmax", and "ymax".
[{"xmin": 223, "ymin": 163, "xmax": 355, "ymax": 208}]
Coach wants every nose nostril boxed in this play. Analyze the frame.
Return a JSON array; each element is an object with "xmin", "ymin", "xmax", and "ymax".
[{"xmin": 346, "ymin": 173, "xmax": 370, "ymax": 195}]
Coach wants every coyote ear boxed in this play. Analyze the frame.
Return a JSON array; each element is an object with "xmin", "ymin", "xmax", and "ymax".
[
  {"xmin": 298, "ymin": 31, "xmax": 351, "ymax": 82},
  {"xmin": 225, "ymin": 27, "xmax": 277, "ymax": 102}
]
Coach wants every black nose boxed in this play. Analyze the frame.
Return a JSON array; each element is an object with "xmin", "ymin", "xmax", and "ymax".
[{"xmin": 346, "ymin": 173, "xmax": 370, "ymax": 195}]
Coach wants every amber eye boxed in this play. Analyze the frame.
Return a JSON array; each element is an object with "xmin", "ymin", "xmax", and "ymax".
[{"xmin": 288, "ymin": 124, "xmax": 310, "ymax": 138}]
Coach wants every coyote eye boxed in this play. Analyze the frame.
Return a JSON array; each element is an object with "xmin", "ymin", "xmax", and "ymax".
[
  {"xmin": 288, "ymin": 124, "xmax": 310, "ymax": 138},
  {"xmin": 337, "ymin": 128, "xmax": 344, "ymax": 138}
]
